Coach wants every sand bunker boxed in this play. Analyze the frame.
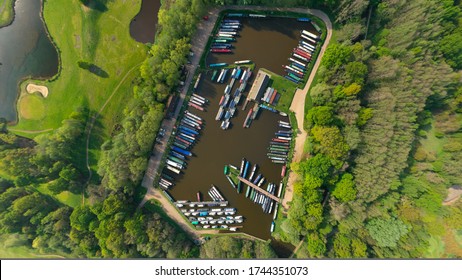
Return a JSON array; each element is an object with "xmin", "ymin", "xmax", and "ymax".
[{"xmin": 26, "ymin": 83, "xmax": 49, "ymax": 98}]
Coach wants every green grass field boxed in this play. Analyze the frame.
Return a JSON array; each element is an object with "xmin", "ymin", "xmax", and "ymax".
[
  {"xmin": 258, "ymin": 68, "xmax": 298, "ymax": 113},
  {"xmin": 13, "ymin": 0, "xmax": 147, "ymax": 143},
  {"xmin": 0, "ymin": 0, "xmax": 14, "ymax": 27},
  {"xmin": 18, "ymin": 94, "xmax": 46, "ymax": 120},
  {"xmin": 0, "ymin": 234, "xmax": 66, "ymax": 258}
]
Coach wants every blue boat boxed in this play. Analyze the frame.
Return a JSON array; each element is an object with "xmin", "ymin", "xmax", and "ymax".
[
  {"xmin": 179, "ymin": 125, "xmax": 199, "ymax": 135},
  {"xmin": 242, "ymin": 161, "xmax": 250, "ymax": 179},
  {"xmin": 170, "ymin": 151, "xmax": 186, "ymax": 160},
  {"xmin": 297, "ymin": 17, "xmax": 311, "ymax": 22},
  {"xmin": 253, "ymin": 174, "xmax": 262, "ymax": 185},
  {"xmin": 285, "ymin": 75, "xmax": 300, "ymax": 83},
  {"xmin": 229, "ymin": 100, "xmax": 236, "ymax": 109},
  {"xmin": 223, "ymin": 19, "xmax": 241, "ymax": 23},
  {"xmin": 259, "ymin": 104, "xmax": 278, "ymax": 113},
  {"xmin": 219, "ymin": 28, "xmax": 237, "ymax": 32},
  {"xmin": 178, "ymin": 134, "xmax": 195, "ymax": 143},
  {"xmin": 209, "ymin": 63, "xmax": 228, "ymax": 67},
  {"xmin": 172, "ymin": 146, "xmax": 192, "ymax": 157},
  {"xmin": 226, "ymin": 13, "xmax": 244, "ymax": 17},
  {"xmin": 275, "ymin": 132, "xmax": 292, "ymax": 137},
  {"xmin": 235, "ymin": 68, "xmax": 242, "ymax": 79},
  {"xmin": 178, "ymin": 128, "xmax": 196, "ymax": 137}
]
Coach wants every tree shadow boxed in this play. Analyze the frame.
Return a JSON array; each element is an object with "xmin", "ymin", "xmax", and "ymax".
[
  {"xmin": 81, "ymin": 0, "xmax": 109, "ymax": 12},
  {"xmin": 78, "ymin": 61, "xmax": 109, "ymax": 78},
  {"xmin": 87, "ymin": 111, "xmax": 106, "ymax": 184}
]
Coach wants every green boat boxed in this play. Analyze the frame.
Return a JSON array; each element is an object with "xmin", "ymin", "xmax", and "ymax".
[
  {"xmin": 192, "ymin": 221, "xmax": 199, "ymax": 225},
  {"xmin": 250, "ymin": 188, "xmax": 255, "ymax": 200},
  {"xmin": 169, "ymin": 156, "xmax": 185, "ymax": 165},
  {"xmin": 237, "ymin": 182, "xmax": 242, "ymax": 193},
  {"xmin": 211, "ymin": 70, "xmax": 218, "ymax": 81},
  {"xmin": 245, "ymin": 186, "xmax": 251, "ymax": 197},
  {"xmin": 224, "ymin": 165, "xmax": 230, "ymax": 175}
]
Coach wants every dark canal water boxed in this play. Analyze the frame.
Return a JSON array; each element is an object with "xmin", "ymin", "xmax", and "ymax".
[
  {"xmin": 0, "ymin": 0, "xmax": 58, "ymax": 122},
  {"xmin": 207, "ymin": 17, "xmax": 318, "ymax": 76},
  {"xmin": 129, "ymin": 0, "xmax": 160, "ymax": 43},
  {"xmin": 169, "ymin": 16, "xmax": 318, "ymax": 252}
]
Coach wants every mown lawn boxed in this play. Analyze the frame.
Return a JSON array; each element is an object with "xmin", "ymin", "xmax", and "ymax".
[
  {"xmin": 0, "ymin": 0, "xmax": 14, "ymax": 27},
  {"xmin": 18, "ymin": 94, "xmax": 46, "ymax": 121},
  {"xmin": 0, "ymin": 234, "xmax": 67, "ymax": 258},
  {"xmin": 13, "ymin": 0, "xmax": 147, "ymax": 143},
  {"xmin": 259, "ymin": 68, "xmax": 298, "ymax": 113}
]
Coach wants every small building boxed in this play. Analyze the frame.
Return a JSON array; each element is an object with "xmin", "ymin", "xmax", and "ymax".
[{"xmin": 247, "ymin": 69, "xmax": 270, "ymax": 102}]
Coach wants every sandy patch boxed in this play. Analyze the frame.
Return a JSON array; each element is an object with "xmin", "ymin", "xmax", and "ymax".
[
  {"xmin": 26, "ymin": 83, "xmax": 49, "ymax": 98},
  {"xmin": 443, "ymin": 186, "xmax": 462, "ymax": 206}
]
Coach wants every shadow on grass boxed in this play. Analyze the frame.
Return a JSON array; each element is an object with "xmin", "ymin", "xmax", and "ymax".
[
  {"xmin": 78, "ymin": 61, "xmax": 109, "ymax": 78},
  {"xmin": 87, "ymin": 112, "xmax": 106, "ymax": 184},
  {"xmin": 81, "ymin": 0, "xmax": 109, "ymax": 12}
]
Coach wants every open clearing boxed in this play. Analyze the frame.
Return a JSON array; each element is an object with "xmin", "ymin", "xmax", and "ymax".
[
  {"xmin": 12, "ymin": 0, "xmax": 147, "ymax": 143},
  {"xmin": 18, "ymin": 94, "xmax": 45, "ymax": 120}
]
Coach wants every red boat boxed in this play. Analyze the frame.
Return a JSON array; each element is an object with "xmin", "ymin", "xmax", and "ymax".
[
  {"xmin": 243, "ymin": 108, "xmax": 253, "ymax": 128},
  {"xmin": 272, "ymin": 138, "xmax": 289, "ymax": 143},
  {"xmin": 281, "ymin": 165, "xmax": 287, "ymax": 177},
  {"xmin": 175, "ymin": 136, "xmax": 190, "ymax": 145},
  {"xmin": 188, "ymin": 102, "xmax": 205, "ymax": 111},
  {"xmin": 269, "ymin": 89, "xmax": 278, "ymax": 105},
  {"xmin": 296, "ymin": 47, "xmax": 313, "ymax": 57},
  {"xmin": 211, "ymin": 48, "xmax": 232, "ymax": 53},
  {"xmin": 219, "ymin": 95, "xmax": 225, "ymax": 106},
  {"xmin": 293, "ymin": 48, "xmax": 311, "ymax": 59}
]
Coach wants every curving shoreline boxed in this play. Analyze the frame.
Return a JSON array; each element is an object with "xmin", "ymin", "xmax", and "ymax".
[
  {"xmin": 0, "ymin": 0, "xmax": 15, "ymax": 28},
  {"xmin": 6, "ymin": 0, "xmax": 61, "ymax": 126}
]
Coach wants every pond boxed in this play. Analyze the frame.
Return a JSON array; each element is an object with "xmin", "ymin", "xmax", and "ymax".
[
  {"xmin": 129, "ymin": 0, "xmax": 161, "ymax": 43},
  {"xmin": 0, "ymin": 0, "xmax": 58, "ymax": 122}
]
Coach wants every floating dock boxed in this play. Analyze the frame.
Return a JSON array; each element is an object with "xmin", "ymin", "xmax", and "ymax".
[
  {"xmin": 237, "ymin": 176, "xmax": 281, "ymax": 203},
  {"xmin": 247, "ymin": 69, "xmax": 270, "ymax": 102}
]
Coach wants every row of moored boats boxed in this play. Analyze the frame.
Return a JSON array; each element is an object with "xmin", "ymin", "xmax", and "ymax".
[
  {"xmin": 267, "ymin": 120, "xmax": 292, "ymax": 165},
  {"xmin": 211, "ymin": 19, "xmax": 242, "ymax": 54},
  {"xmin": 158, "ymin": 110, "xmax": 204, "ymax": 190},
  {"xmin": 283, "ymin": 27, "xmax": 321, "ymax": 83},
  {"xmin": 214, "ymin": 66, "xmax": 253, "ymax": 130}
]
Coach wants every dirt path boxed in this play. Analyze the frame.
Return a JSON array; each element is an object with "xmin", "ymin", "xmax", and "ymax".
[
  {"xmin": 282, "ymin": 10, "xmax": 333, "ymax": 211},
  {"xmin": 83, "ymin": 62, "xmax": 143, "ymax": 204},
  {"xmin": 138, "ymin": 6, "xmax": 332, "ymax": 240},
  {"xmin": 443, "ymin": 186, "xmax": 462, "ymax": 206},
  {"xmin": 141, "ymin": 189, "xmax": 219, "ymax": 239},
  {"xmin": 290, "ymin": 237, "xmax": 306, "ymax": 258},
  {"xmin": 8, "ymin": 128, "xmax": 54, "ymax": 134},
  {"xmin": 139, "ymin": 6, "xmax": 221, "ymax": 205}
]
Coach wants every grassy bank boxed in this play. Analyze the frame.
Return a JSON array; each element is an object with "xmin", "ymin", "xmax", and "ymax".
[
  {"xmin": 12, "ymin": 0, "xmax": 147, "ymax": 145},
  {"xmin": 0, "ymin": 234, "xmax": 67, "ymax": 258},
  {"xmin": 0, "ymin": 0, "xmax": 14, "ymax": 27}
]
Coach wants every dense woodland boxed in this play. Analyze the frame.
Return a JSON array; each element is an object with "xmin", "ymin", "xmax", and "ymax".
[
  {"xmin": 271, "ymin": 0, "xmax": 462, "ymax": 258},
  {"xmin": 1, "ymin": 0, "xmax": 461, "ymax": 258}
]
